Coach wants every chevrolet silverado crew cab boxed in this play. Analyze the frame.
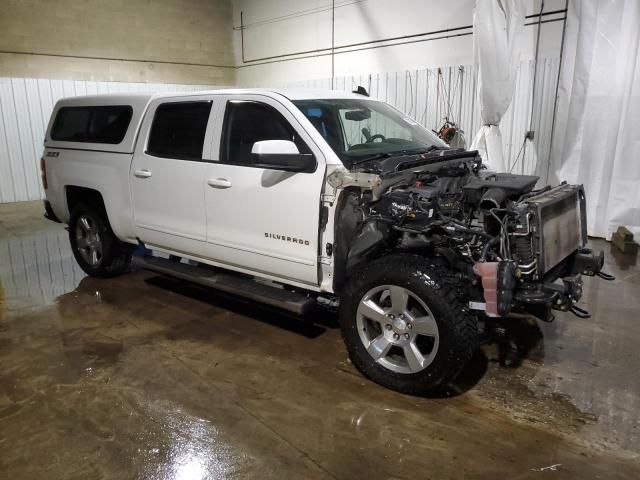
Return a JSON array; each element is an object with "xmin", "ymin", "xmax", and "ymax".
[{"xmin": 41, "ymin": 88, "xmax": 609, "ymax": 395}]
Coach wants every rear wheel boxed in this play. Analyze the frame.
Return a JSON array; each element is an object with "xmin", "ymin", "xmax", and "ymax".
[
  {"xmin": 69, "ymin": 203, "xmax": 131, "ymax": 278},
  {"xmin": 339, "ymin": 254, "xmax": 478, "ymax": 395}
]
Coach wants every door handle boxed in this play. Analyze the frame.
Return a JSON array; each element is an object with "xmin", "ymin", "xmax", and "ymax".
[
  {"xmin": 134, "ymin": 169, "xmax": 152, "ymax": 178},
  {"xmin": 207, "ymin": 178, "xmax": 232, "ymax": 189}
]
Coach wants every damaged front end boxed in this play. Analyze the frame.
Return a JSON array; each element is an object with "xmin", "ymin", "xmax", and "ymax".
[
  {"xmin": 470, "ymin": 182, "xmax": 608, "ymax": 321},
  {"xmin": 329, "ymin": 149, "xmax": 611, "ymax": 323}
]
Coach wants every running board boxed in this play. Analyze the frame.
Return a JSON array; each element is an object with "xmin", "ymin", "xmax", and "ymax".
[{"xmin": 132, "ymin": 256, "xmax": 315, "ymax": 315}]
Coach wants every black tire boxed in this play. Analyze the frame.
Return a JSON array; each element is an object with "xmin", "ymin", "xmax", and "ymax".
[
  {"xmin": 69, "ymin": 202, "xmax": 132, "ymax": 278},
  {"xmin": 339, "ymin": 254, "xmax": 478, "ymax": 395}
]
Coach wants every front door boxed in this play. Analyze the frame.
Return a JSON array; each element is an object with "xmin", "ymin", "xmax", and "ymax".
[
  {"xmin": 131, "ymin": 97, "xmax": 216, "ymax": 257},
  {"xmin": 204, "ymin": 95, "xmax": 326, "ymax": 286}
]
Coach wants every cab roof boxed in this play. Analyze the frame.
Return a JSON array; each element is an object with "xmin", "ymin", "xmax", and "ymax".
[{"xmin": 53, "ymin": 88, "xmax": 371, "ymax": 106}]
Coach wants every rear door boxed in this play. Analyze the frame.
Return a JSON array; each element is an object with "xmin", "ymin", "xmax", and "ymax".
[
  {"xmin": 204, "ymin": 95, "xmax": 326, "ymax": 286},
  {"xmin": 131, "ymin": 96, "xmax": 218, "ymax": 257}
]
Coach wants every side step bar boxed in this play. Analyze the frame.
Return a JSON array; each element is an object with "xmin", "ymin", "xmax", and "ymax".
[{"xmin": 132, "ymin": 256, "xmax": 316, "ymax": 315}]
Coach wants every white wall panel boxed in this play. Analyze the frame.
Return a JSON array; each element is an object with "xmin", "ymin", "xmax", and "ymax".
[
  {"xmin": 0, "ymin": 78, "xmax": 220, "ymax": 204},
  {"xmin": 233, "ymin": 0, "xmax": 565, "ymax": 86}
]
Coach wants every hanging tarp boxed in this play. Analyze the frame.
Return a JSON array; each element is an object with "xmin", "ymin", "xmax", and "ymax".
[
  {"xmin": 549, "ymin": 0, "xmax": 640, "ymax": 239},
  {"xmin": 470, "ymin": 0, "xmax": 526, "ymax": 172}
]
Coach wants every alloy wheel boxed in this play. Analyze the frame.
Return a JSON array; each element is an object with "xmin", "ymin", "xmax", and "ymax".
[
  {"xmin": 75, "ymin": 214, "xmax": 103, "ymax": 267},
  {"xmin": 356, "ymin": 284, "xmax": 439, "ymax": 374}
]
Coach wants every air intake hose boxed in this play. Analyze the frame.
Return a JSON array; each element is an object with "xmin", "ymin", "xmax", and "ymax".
[{"xmin": 480, "ymin": 187, "xmax": 507, "ymax": 210}]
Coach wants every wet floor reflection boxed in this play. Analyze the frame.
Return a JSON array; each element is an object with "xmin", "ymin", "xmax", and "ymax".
[
  {"xmin": 133, "ymin": 401, "xmax": 242, "ymax": 480},
  {"xmin": 0, "ymin": 225, "xmax": 85, "ymax": 310},
  {"xmin": 2, "ymin": 203, "xmax": 640, "ymax": 478},
  {"xmin": 609, "ymin": 243, "xmax": 638, "ymax": 270}
]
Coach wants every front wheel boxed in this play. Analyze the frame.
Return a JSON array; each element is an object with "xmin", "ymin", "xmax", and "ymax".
[
  {"xmin": 339, "ymin": 254, "xmax": 478, "ymax": 395},
  {"xmin": 69, "ymin": 203, "xmax": 131, "ymax": 278}
]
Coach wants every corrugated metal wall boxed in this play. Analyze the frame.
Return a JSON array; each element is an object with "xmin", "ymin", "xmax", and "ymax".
[
  {"xmin": 0, "ymin": 78, "xmax": 219, "ymax": 204},
  {"xmin": 256, "ymin": 57, "xmax": 560, "ymax": 180}
]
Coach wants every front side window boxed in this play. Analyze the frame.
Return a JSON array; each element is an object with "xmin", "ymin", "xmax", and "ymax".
[
  {"xmin": 51, "ymin": 105, "xmax": 132, "ymax": 144},
  {"xmin": 293, "ymin": 99, "xmax": 447, "ymax": 169},
  {"xmin": 221, "ymin": 101, "xmax": 309, "ymax": 165},
  {"xmin": 147, "ymin": 101, "xmax": 212, "ymax": 160}
]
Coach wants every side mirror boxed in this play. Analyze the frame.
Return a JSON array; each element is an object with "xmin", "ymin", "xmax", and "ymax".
[{"xmin": 250, "ymin": 140, "xmax": 316, "ymax": 173}]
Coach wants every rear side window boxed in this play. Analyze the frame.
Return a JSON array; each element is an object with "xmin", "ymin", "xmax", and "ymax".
[
  {"xmin": 147, "ymin": 101, "xmax": 212, "ymax": 160},
  {"xmin": 221, "ymin": 101, "xmax": 309, "ymax": 164},
  {"xmin": 51, "ymin": 106, "xmax": 133, "ymax": 144}
]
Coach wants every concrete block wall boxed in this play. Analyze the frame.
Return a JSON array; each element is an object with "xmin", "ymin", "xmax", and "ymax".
[{"xmin": 0, "ymin": 0, "xmax": 235, "ymax": 85}]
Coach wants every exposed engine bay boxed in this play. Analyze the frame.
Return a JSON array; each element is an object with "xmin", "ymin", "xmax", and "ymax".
[{"xmin": 331, "ymin": 149, "xmax": 610, "ymax": 322}]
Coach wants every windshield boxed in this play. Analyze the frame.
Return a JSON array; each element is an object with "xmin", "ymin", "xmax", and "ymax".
[{"xmin": 293, "ymin": 98, "xmax": 447, "ymax": 167}]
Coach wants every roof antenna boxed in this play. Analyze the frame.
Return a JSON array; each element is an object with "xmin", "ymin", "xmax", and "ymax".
[{"xmin": 352, "ymin": 86, "xmax": 369, "ymax": 97}]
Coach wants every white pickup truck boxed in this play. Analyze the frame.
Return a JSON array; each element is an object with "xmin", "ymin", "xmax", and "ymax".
[{"xmin": 41, "ymin": 88, "xmax": 608, "ymax": 394}]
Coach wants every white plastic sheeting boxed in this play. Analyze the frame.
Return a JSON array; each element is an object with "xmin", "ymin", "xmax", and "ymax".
[
  {"xmin": 549, "ymin": 0, "xmax": 640, "ymax": 239},
  {"xmin": 0, "ymin": 78, "xmax": 220, "ymax": 204},
  {"xmin": 470, "ymin": 0, "xmax": 526, "ymax": 172}
]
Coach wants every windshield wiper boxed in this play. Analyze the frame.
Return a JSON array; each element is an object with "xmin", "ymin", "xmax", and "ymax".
[
  {"xmin": 350, "ymin": 145, "xmax": 447, "ymax": 166},
  {"xmin": 350, "ymin": 151, "xmax": 393, "ymax": 166}
]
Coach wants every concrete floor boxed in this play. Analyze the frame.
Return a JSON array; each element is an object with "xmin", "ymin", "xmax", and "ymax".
[{"xmin": 1, "ymin": 201, "xmax": 639, "ymax": 479}]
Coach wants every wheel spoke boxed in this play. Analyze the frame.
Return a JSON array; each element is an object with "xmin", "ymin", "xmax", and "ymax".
[
  {"xmin": 403, "ymin": 342, "xmax": 425, "ymax": 372},
  {"xmin": 76, "ymin": 236, "xmax": 88, "ymax": 248},
  {"xmin": 91, "ymin": 248, "xmax": 99, "ymax": 265},
  {"xmin": 412, "ymin": 316, "xmax": 438, "ymax": 337},
  {"xmin": 389, "ymin": 286, "xmax": 408, "ymax": 312},
  {"xmin": 367, "ymin": 335, "xmax": 392, "ymax": 361},
  {"xmin": 80, "ymin": 217, "xmax": 91, "ymax": 231},
  {"xmin": 359, "ymin": 298, "xmax": 387, "ymax": 324}
]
